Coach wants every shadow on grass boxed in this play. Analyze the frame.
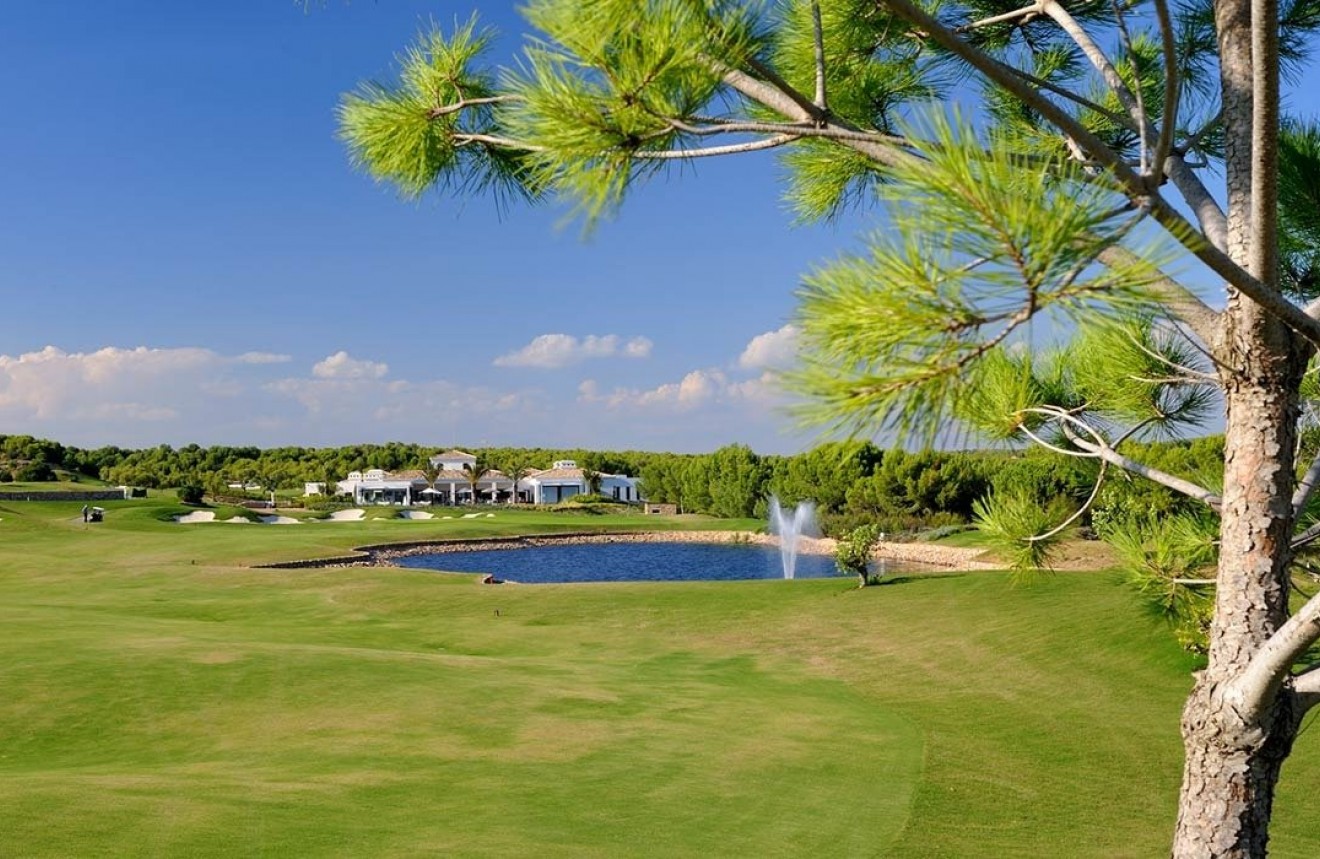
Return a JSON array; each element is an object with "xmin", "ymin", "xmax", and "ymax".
[{"xmin": 835, "ymin": 572, "xmax": 970, "ymax": 592}]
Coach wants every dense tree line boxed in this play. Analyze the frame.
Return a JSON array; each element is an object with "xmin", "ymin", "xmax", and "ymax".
[
  {"xmin": 0, "ymin": 433, "xmax": 1227, "ymax": 537},
  {"xmin": 0, "ymin": 434, "xmax": 130, "ymax": 484}
]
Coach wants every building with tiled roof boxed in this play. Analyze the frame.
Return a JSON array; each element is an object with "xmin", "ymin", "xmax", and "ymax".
[
  {"xmin": 336, "ymin": 456, "xmax": 640, "ymax": 506},
  {"xmin": 522, "ymin": 460, "xmax": 640, "ymax": 504},
  {"xmin": 429, "ymin": 450, "xmax": 477, "ymax": 470}
]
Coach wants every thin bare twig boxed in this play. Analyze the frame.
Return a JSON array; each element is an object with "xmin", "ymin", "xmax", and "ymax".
[
  {"xmin": 1151, "ymin": 0, "xmax": 1180, "ymax": 180},
  {"xmin": 1107, "ymin": 0, "xmax": 1150, "ymax": 175},
  {"xmin": 1179, "ymin": 110, "xmax": 1223, "ymax": 155},
  {"xmin": 811, "ymin": 1, "xmax": 828, "ymax": 112},
  {"xmin": 958, "ymin": 3, "xmax": 1043, "ymax": 31},
  {"xmin": 1001, "ymin": 65, "xmax": 1136, "ymax": 130},
  {"xmin": 427, "ymin": 95, "xmax": 518, "ymax": 119},
  {"xmin": 1293, "ymin": 451, "xmax": 1320, "ymax": 518},
  {"xmin": 635, "ymin": 134, "xmax": 796, "ymax": 158}
]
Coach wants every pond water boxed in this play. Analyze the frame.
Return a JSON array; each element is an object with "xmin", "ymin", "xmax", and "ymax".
[{"xmin": 392, "ymin": 541, "xmax": 912, "ymax": 584}]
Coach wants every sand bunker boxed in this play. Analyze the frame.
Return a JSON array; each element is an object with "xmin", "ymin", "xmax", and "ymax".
[
  {"xmin": 173, "ymin": 510, "xmax": 265, "ymax": 524},
  {"xmin": 398, "ymin": 511, "xmax": 434, "ymax": 520},
  {"xmin": 259, "ymin": 515, "xmax": 301, "ymax": 525},
  {"xmin": 326, "ymin": 509, "xmax": 366, "ymax": 522}
]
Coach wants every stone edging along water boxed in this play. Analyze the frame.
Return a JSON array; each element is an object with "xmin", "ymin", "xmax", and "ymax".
[{"xmin": 253, "ymin": 530, "xmax": 997, "ymax": 572}]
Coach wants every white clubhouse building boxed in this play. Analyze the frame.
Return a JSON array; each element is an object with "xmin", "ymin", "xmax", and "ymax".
[{"xmin": 335, "ymin": 450, "xmax": 641, "ymax": 506}]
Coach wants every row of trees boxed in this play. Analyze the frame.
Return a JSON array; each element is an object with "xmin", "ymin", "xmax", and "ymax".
[
  {"xmin": 1, "ymin": 431, "xmax": 1221, "ymax": 536},
  {"xmin": 0, "ymin": 434, "xmax": 132, "ymax": 482}
]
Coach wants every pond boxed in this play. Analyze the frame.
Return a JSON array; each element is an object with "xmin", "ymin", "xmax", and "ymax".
[{"xmin": 392, "ymin": 541, "xmax": 914, "ymax": 584}]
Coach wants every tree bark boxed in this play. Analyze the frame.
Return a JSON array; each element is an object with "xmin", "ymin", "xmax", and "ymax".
[
  {"xmin": 1171, "ymin": 304, "xmax": 1305, "ymax": 855},
  {"xmin": 1173, "ymin": 680, "xmax": 1301, "ymax": 857},
  {"xmin": 1167, "ymin": 0, "xmax": 1309, "ymax": 851}
]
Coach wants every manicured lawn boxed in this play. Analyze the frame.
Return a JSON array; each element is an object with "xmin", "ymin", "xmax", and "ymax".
[{"xmin": 3, "ymin": 499, "xmax": 1320, "ymax": 856}]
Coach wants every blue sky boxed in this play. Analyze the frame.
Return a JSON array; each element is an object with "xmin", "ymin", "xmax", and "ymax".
[
  {"xmin": 2, "ymin": 2, "xmax": 1314, "ymax": 453},
  {"xmin": 1, "ymin": 0, "xmax": 867, "ymax": 454}
]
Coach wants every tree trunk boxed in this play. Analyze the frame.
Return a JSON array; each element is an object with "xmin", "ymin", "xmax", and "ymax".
[
  {"xmin": 1172, "ymin": 677, "xmax": 1301, "ymax": 857},
  {"xmin": 1171, "ymin": 314, "xmax": 1305, "ymax": 856}
]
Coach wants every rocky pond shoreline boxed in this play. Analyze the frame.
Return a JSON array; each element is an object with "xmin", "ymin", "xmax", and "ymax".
[{"xmin": 256, "ymin": 530, "xmax": 997, "ymax": 572}]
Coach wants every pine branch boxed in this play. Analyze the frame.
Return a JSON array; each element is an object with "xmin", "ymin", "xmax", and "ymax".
[
  {"xmin": 635, "ymin": 135, "xmax": 796, "ymax": 158},
  {"xmin": 1152, "ymin": 0, "xmax": 1180, "ymax": 178},
  {"xmin": 1293, "ymin": 668, "xmax": 1320, "ymax": 713},
  {"xmin": 713, "ymin": 61, "xmax": 910, "ymax": 168},
  {"xmin": 999, "ymin": 65, "xmax": 1136, "ymax": 131},
  {"xmin": 1251, "ymin": 0, "xmax": 1282, "ymax": 285},
  {"xmin": 872, "ymin": 0, "xmax": 1281, "ymax": 334},
  {"xmin": 427, "ymin": 95, "xmax": 519, "ymax": 118},
  {"xmin": 958, "ymin": 3, "xmax": 1044, "ymax": 31},
  {"xmin": 1051, "ymin": 411, "xmax": 1223, "ymax": 507},
  {"xmin": 810, "ymin": 0, "xmax": 828, "ymax": 111},
  {"xmin": 1227, "ymin": 593, "xmax": 1320, "ymax": 724},
  {"xmin": 1105, "ymin": 0, "xmax": 1151, "ymax": 175},
  {"xmin": 1094, "ymin": 245, "xmax": 1218, "ymax": 342},
  {"xmin": 1293, "ymin": 451, "xmax": 1320, "ymax": 518}
]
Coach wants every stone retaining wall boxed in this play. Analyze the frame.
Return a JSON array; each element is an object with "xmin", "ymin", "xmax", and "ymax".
[{"xmin": 0, "ymin": 490, "xmax": 127, "ymax": 502}]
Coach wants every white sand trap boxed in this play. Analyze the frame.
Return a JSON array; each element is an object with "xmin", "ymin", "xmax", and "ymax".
[
  {"xmin": 259, "ymin": 515, "xmax": 301, "ymax": 525},
  {"xmin": 485, "ymin": 513, "xmax": 495, "ymax": 518},
  {"xmin": 327, "ymin": 509, "xmax": 366, "ymax": 522},
  {"xmin": 174, "ymin": 511, "xmax": 217, "ymax": 523},
  {"xmin": 226, "ymin": 517, "xmax": 254, "ymax": 524},
  {"xmin": 441, "ymin": 515, "xmax": 453, "ymax": 519},
  {"xmin": 398, "ymin": 511, "xmax": 434, "ymax": 520},
  {"xmin": 461, "ymin": 512, "xmax": 482, "ymax": 519}
]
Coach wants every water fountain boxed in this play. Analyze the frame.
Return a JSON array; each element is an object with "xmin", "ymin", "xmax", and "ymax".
[{"xmin": 767, "ymin": 496, "xmax": 819, "ymax": 579}]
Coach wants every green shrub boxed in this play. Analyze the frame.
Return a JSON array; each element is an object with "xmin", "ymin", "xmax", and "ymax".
[
  {"xmin": 835, "ymin": 524, "xmax": 884, "ymax": 587},
  {"xmin": 820, "ymin": 509, "xmax": 963, "ymax": 540},
  {"xmin": 176, "ymin": 484, "xmax": 205, "ymax": 505},
  {"xmin": 14, "ymin": 461, "xmax": 54, "ymax": 482}
]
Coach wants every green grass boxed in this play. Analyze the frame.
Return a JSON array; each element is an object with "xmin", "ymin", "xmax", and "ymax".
[
  {"xmin": 2, "ymin": 499, "xmax": 1320, "ymax": 856},
  {"xmin": 924, "ymin": 527, "xmax": 994, "ymax": 548}
]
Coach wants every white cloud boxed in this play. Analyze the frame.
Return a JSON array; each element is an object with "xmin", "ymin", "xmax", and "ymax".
[
  {"xmin": 738, "ymin": 324, "xmax": 800, "ymax": 370},
  {"xmin": 312, "ymin": 351, "xmax": 389, "ymax": 380},
  {"xmin": 494, "ymin": 333, "xmax": 653, "ymax": 369},
  {"xmin": 0, "ymin": 337, "xmax": 806, "ymax": 453},
  {"xmin": 264, "ymin": 375, "xmax": 537, "ymax": 428},
  {"xmin": 580, "ymin": 369, "xmax": 784, "ymax": 411},
  {"xmin": 0, "ymin": 346, "xmax": 220, "ymax": 420},
  {"xmin": 236, "ymin": 351, "xmax": 292, "ymax": 365},
  {"xmin": 637, "ymin": 369, "xmax": 726, "ymax": 408},
  {"xmin": 623, "ymin": 337, "xmax": 653, "ymax": 358},
  {"xmin": 0, "ymin": 342, "xmax": 548, "ymax": 447}
]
